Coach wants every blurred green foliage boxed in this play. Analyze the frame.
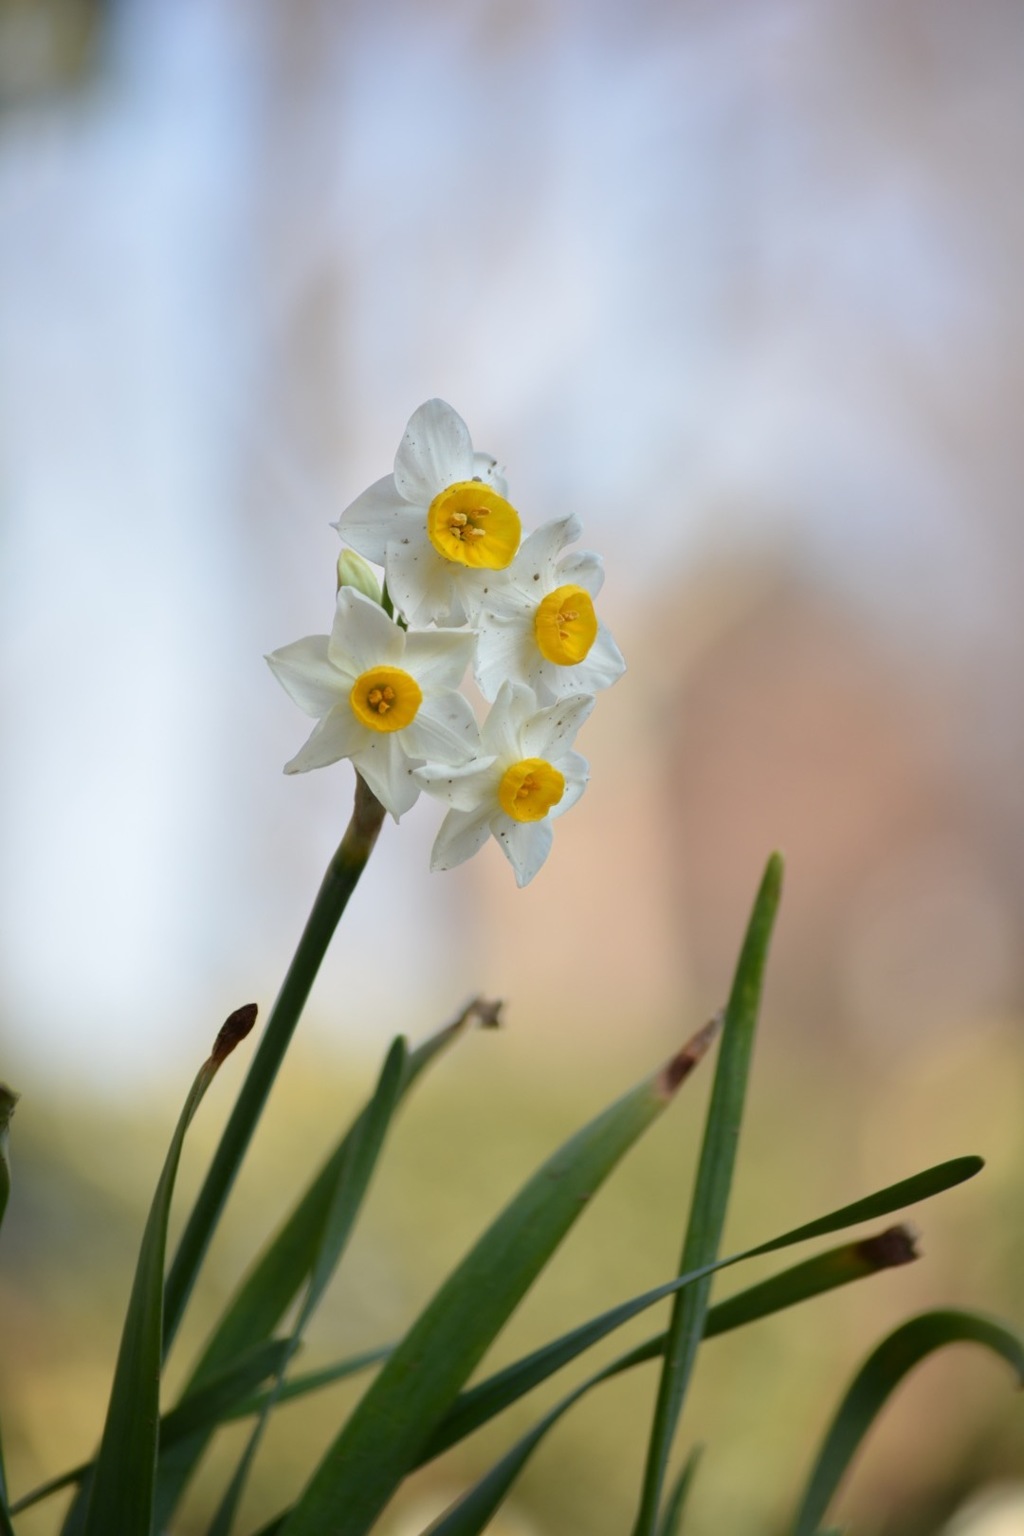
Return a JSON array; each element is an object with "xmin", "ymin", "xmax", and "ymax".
[{"xmin": 1, "ymin": 1007, "xmax": 1022, "ymax": 1536}]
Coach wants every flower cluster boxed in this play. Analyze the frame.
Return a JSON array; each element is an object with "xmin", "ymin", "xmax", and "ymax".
[{"xmin": 267, "ymin": 400, "xmax": 625, "ymax": 885}]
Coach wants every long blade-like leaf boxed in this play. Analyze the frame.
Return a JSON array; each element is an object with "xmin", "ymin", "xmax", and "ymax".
[
  {"xmin": 0, "ymin": 1084, "xmax": 16, "ymax": 1239},
  {"xmin": 428, "ymin": 1222, "xmax": 922, "ymax": 1460},
  {"xmin": 634, "ymin": 855, "xmax": 783, "ymax": 1535},
  {"xmin": 163, "ymin": 779, "xmax": 386, "ymax": 1356},
  {"xmin": 229, "ymin": 1150, "xmax": 975, "ymax": 1488},
  {"xmin": 216, "ymin": 1157, "xmax": 977, "ymax": 1463},
  {"xmin": 657, "ymin": 1446, "xmax": 702, "ymax": 1536},
  {"xmin": 76, "ymin": 1005, "xmax": 257, "ymax": 1536},
  {"xmin": 421, "ymin": 1225, "xmax": 923, "ymax": 1535},
  {"xmin": 10, "ymin": 1341, "xmax": 291, "ymax": 1518},
  {"xmin": 259, "ymin": 1215, "xmax": 906, "ymax": 1536},
  {"xmin": 206, "ymin": 1036, "xmax": 408, "ymax": 1536},
  {"xmin": 278, "ymin": 1021, "xmax": 720, "ymax": 1536},
  {"xmin": 220, "ymin": 1348, "xmax": 390, "ymax": 1424},
  {"xmin": 0, "ymin": 1421, "xmax": 13, "ymax": 1536},
  {"xmin": 153, "ymin": 1000, "xmax": 487, "ymax": 1528},
  {"xmin": 791, "ymin": 1309, "xmax": 1024, "ymax": 1536}
]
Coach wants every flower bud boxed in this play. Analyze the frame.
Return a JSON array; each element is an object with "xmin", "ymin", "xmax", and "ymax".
[{"xmin": 336, "ymin": 548, "xmax": 382, "ymax": 604}]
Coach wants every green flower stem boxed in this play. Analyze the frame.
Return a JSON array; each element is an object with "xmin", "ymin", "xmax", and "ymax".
[{"xmin": 162, "ymin": 774, "xmax": 387, "ymax": 1356}]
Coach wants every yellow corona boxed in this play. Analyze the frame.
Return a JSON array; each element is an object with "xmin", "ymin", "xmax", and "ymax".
[
  {"xmin": 533, "ymin": 583, "xmax": 598, "ymax": 666},
  {"xmin": 497, "ymin": 758, "xmax": 566, "ymax": 822},
  {"xmin": 349, "ymin": 666, "xmax": 423, "ymax": 733},
  {"xmin": 426, "ymin": 481, "xmax": 521, "ymax": 569}
]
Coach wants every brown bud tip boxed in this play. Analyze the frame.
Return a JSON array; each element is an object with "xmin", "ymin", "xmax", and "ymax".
[
  {"xmin": 659, "ymin": 1011, "xmax": 723, "ymax": 1097},
  {"xmin": 211, "ymin": 1003, "xmax": 259, "ymax": 1066},
  {"xmin": 856, "ymin": 1223, "xmax": 920, "ymax": 1269},
  {"xmin": 468, "ymin": 996, "xmax": 504, "ymax": 1030}
]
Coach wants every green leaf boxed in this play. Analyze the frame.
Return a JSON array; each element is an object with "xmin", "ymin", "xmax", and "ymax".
[
  {"xmin": 422, "ymin": 1218, "xmax": 929, "ymax": 1535},
  {"xmin": 159, "ymin": 1341, "xmax": 293, "ymax": 1445},
  {"xmin": 163, "ymin": 778, "xmax": 387, "ymax": 1357},
  {"xmin": 206, "ymin": 1036, "xmax": 408, "ymax": 1536},
  {"xmin": 747, "ymin": 1156, "xmax": 983, "ymax": 1255},
  {"xmin": 635, "ymin": 855, "xmax": 783, "ymax": 1535},
  {"xmin": 0, "ymin": 1083, "xmax": 17, "ymax": 1239},
  {"xmin": 791, "ymin": 1309, "xmax": 1024, "ymax": 1536},
  {"xmin": 0, "ymin": 1421, "xmax": 14, "ymax": 1536},
  {"xmin": 418, "ymin": 1223, "xmax": 919, "ymax": 1533},
  {"xmin": 222, "ymin": 1347, "xmax": 390, "ymax": 1423},
  {"xmin": 657, "ymin": 1446, "xmax": 702, "ymax": 1536},
  {"xmin": 11, "ymin": 1341, "xmax": 291, "ymax": 1518},
  {"xmin": 75, "ymin": 1005, "xmax": 257, "ymax": 1536},
  {"xmin": 428, "ymin": 1216, "xmax": 923, "ymax": 1462},
  {"xmin": 703, "ymin": 1226, "xmax": 918, "ymax": 1338},
  {"xmin": 241, "ymin": 1153, "xmax": 974, "ymax": 1508},
  {"xmin": 278, "ymin": 1021, "xmax": 720, "ymax": 1536},
  {"xmin": 153, "ymin": 1000, "xmax": 484, "ymax": 1529},
  {"xmin": 250, "ymin": 1204, "xmax": 939, "ymax": 1536}
]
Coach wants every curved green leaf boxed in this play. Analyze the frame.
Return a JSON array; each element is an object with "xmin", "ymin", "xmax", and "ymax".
[
  {"xmin": 0, "ymin": 1422, "xmax": 13, "ymax": 1536},
  {"xmin": 278, "ymin": 1022, "xmax": 720, "ymax": 1536},
  {"xmin": 657, "ymin": 1446, "xmax": 702, "ymax": 1536},
  {"xmin": 427, "ymin": 1222, "xmax": 920, "ymax": 1461},
  {"xmin": 163, "ymin": 779, "xmax": 386, "ymax": 1355},
  {"xmin": 419, "ymin": 1225, "xmax": 921, "ymax": 1534},
  {"xmin": 0, "ymin": 1084, "xmax": 17, "ymax": 1238},
  {"xmin": 10, "ymin": 1340, "xmax": 291, "ymax": 1517},
  {"xmin": 221, "ymin": 1347, "xmax": 390, "ymax": 1424},
  {"xmin": 637, "ymin": 855, "xmax": 784, "ymax": 1536},
  {"xmin": 76, "ymin": 1005, "xmax": 257, "ymax": 1536},
  {"xmin": 153, "ymin": 1001, "xmax": 485, "ymax": 1528},
  {"xmin": 206, "ymin": 1036, "xmax": 408, "ymax": 1535},
  {"xmin": 791, "ymin": 1309, "xmax": 1024, "ymax": 1536}
]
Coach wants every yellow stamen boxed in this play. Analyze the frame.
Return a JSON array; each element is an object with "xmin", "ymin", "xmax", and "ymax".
[
  {"xmin": 426, "ymin": 481, "xmax": 521, "ymax": 569},
  {"xmin": 497, "ymin": 757, "xmax": 565, "ymax": 823},
  {"xmin": 350, "ymin": 666, "xmax": 422, "ymax": 733},
  {"xmin": 534, "ymin": 584, "xmax": 598, "ymax": 666}
]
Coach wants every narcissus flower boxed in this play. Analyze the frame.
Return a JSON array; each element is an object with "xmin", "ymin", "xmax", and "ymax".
[
  {"xmin": 415, "ymin": 681, "xmax": 593, "ymax": 887},
  {"xmin": 267, "ymin": 588, "xmax": 479, "ymax": 820},
  {"xmin": 474, "ymin": 516, "xmax": 625, "ymax": 704},
  {"xmin": 334, "ymin": 399, "xmax": 519, "ymax": 627}
]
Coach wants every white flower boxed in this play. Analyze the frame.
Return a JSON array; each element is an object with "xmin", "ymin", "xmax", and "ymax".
[
  {"xmin": 473, "ymin": 516, "xmax": 626, "ymax": 704},
  {"xmin": 333, "ymin": 399, "xmax": 519, "ymax": 627},
  {"xmin": 266, "ymin": 588, "xmax": 479, "ymax": 820},
  {"xmin": 416, "ymin": 681, "xmax": 593, "ymax": 887}
]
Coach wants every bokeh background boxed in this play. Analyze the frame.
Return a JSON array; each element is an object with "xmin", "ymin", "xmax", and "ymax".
[{"xmin": 1, "ymin": 1, "xmax": 1023, "ymax": 1532}]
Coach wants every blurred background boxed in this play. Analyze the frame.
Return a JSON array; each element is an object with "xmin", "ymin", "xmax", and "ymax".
[{"xmin": 1, "ymin": 0, "xmax": 1023, "ymax": 1531}]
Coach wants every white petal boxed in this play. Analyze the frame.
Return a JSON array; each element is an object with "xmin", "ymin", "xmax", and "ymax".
[
  {"xmin": 328, "ymin": 588, "xmax": 406, "ymax": 672},
  {"xmin": 266, "ymin": 635, "xmax": 344, "ymax": 717},
  {"xmin": 471, "ymin": 451, "xmax": 509, "ymax": 498},
  {"xmin": 557, "ymin": 549, "xmax": 605, "ymax": 597},
  {"xmin": 283, "ymin": 705, "xmax": 366, "ymax": 773},
  {"xmin": 333, "ymin": 477, "xmax": 420, "ymax": 564},
  {"xmin": 548, "ymin": 750, "xmax": 589, "ymax": 820},
  {"xmin": 385, "ymin": 538, "xmax": 464, "ymax": 627},
  {"xmin": 532, "ymin": 623, "xmax": 626, "ymax": 704},
  {"xmin": 509, "ymin": 516, "xmax": 581, "ymax": 594},
  {"xmin": 574, "ymin": 623, "xmax": 626, "ymax": 690},
  {"xmin": 394, "ymin": 400, "xmax": 474, "ymax": 502},
  {"xmin": 430, "ymin": 805, "xmax": 495, "ymax": 872},
  {"xmin": 351, "ymin": 734, "xmax": 420, "ymax": 820},
  {"xmin": 416, "ymin": 757, "xmax": 501, "ymax": 811},
  {"xmin": 521, "ymin": 693, "xmax": 596, "ymax": 760},
  {"xmin": 403, "ymin": 628, "xmax": 476, "ymax": 692},
  {"xmin": 480, "ymin": 679, "xmax": 537, "ymax": 761},
  {"xmin": 473, "ymin": 612, "xmax": 536, "ymax": 702},
  {"xmin": 458, "ymin": 566, "xmax": 513, "ymax": 627},
  {"xmin": 493, "ymin": 817, "xmax": 554, "ymax": 887},
  {"xmin": 403, "ymin": 692, "xmax": 481, "ymax": 766}
]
